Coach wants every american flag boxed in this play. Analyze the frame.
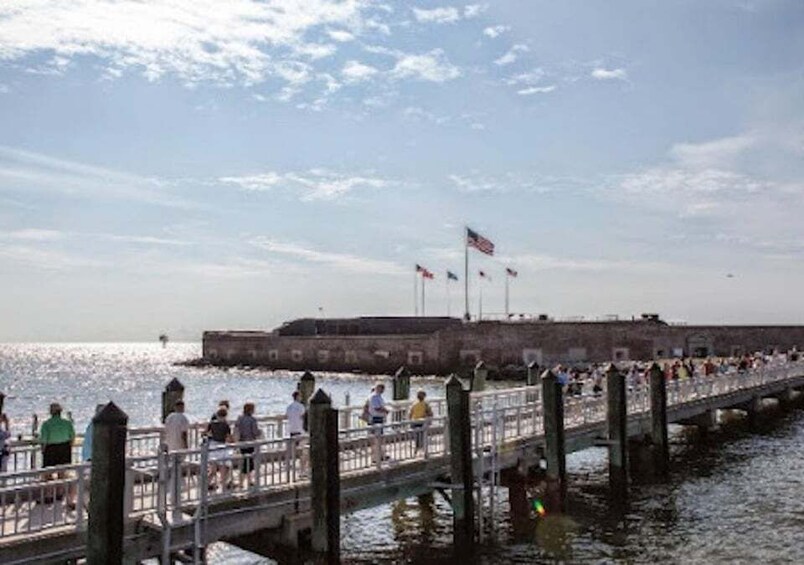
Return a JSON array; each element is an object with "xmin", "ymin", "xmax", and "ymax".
[
  {"xmin": 506, "ymin": 267, "xmax": 518, "ymax": 277},
  {"xmin": 422, "ymin": 269, "xmax": 434, "ymax": 279},
  {"xmin": 466, "ymin": 227, "xmax": 495, "ymax": 256},
  {"xmin": 415, "ymin": 263, "xmax": 425, "ymax": 273}
]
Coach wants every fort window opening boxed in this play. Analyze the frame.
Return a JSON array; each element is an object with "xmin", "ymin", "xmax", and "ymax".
[
  {"xmin": 408, "ymin": 351, "xmax": 424, "ymax": 366},
  {"xmin": 460, "ymin": 349, "xmax": 481, "ymax": 365},
  {"xmin": 268, "ymin": 349, "xmax": 279, "ymax": 361},
  {"xmin": 345, "ymin": 351, "xmax": 358, "ymax": 364},
  {"xmin": 374, "ymin": 350, "xmax": 390, "ymax": 359},
  {"xmin": 317, "ymin": 350, "xmax": 330, "ymax": 363},
  {"xmin": 613, "ymin": 347, "xmax": 629, "ymax": 362},
  {"xmin": 291, "ymin": 350, "xmax": 303, "ymax": 362}
]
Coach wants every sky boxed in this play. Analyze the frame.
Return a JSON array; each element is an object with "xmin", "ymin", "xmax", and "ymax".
[{"xmin": 1, "ymin": 0, "xmax": 804, "ymax": 342}]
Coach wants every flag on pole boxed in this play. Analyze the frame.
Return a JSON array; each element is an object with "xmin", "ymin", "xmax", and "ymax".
[
  {"xmin": 447, "ymin": 271, "xmax": 459, "ymax": 281},
  {"xmin": 506, "ymin": 267, "xmax": 518, "ymax": 277},
  {"xmin": 479, "ymin": 270, "xmax": 491, "ymax": 281},
  {"xmin": 416, "ymin": 264, "xmax": 425, "ymax": 273},
  {"xmin": 423, "ymin": 269, "xmax": 434, "ymax": 279},
  {"xmin": 466, "ymin": 227, "xmax": 495, "ymax": 256}
]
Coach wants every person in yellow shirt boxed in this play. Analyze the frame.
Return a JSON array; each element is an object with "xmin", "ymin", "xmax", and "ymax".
[{"xmin": 408, "ymin": 390, "xmax": 433, "ymax": 451}]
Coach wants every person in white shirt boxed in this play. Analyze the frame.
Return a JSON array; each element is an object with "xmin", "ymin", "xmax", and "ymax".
[
  {"xmin": 286, "ymin": 391, "xmax": 306, "ymax": 436},
  {"xmin": 368, "ymin": 384, "xmax": 388, "ymax": 426},
  {"xmin": 285, "ymin": 391, "xmax": 307, "ymax": 476},
  {"xmin": 163, "ymin": 400, "xmax": 190, "ymax": 451}
]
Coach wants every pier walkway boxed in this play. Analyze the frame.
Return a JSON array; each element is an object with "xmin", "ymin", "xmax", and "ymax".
[{"xmin": 1, "ymin": 360, "xmax": 803, "ymax": 563}]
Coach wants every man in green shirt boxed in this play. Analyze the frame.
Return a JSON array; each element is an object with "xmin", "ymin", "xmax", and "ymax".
[{"xmin": 40, "ymin": 402, "xmax": 75, "ymax": 468}]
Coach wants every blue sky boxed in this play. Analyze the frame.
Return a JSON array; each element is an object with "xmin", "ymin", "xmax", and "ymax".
[{"xmin": 1, "ymin": 0, "xmax": 803, "ymax": 341}]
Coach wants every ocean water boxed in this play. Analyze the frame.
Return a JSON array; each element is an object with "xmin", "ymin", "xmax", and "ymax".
[{"xmin": 1, "ymin": 343, "xmax": 803, "ymax": 564}]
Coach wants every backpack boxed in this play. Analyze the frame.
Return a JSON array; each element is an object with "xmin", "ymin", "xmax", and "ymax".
[{"xmin": 359, "ymin": 400, "xmax": 371, "ymax": 423}]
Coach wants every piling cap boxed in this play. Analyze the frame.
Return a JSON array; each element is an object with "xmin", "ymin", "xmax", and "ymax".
[
  {"xmin": 394, "ymin": 365, "xmax": 411, "ymax": 379},
  {"xmin": 445, "ymin": 374, "xmax": 464, "ymax": 389},
  {"xmin": 300, "ymin": 370, "xmax": 315, "ymax": 382},
  {"xmin": 527, "ymin": 360, "xmax": 539, "ymax": 370},
  {"xmin": 474, "ymin": 361, "xmax": 487, "ymax": 372},
  {"xmin": 309, "ymin": 388, "xmax": 331, "ymax": 405},
  {"xmin": 92, "ymin": 402, "xmax": 128, "ymax": 425},
  {"xmin": 649, "ymin": 362, "xmax": 663, "ymax": 374},
  {"xmin": 606, "ymin": 363, "xmax": 621, "ymax": 376},
  {"xmin": 540, "ymin": 368, "xmax": 556, "ymax": 381},
  {"xmin": 165, "ymin": 378, "xmax": 184, "ymax": 392}
]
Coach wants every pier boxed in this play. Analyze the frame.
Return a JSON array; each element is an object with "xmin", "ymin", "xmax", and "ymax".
[{"xmin": 1, "ymin": 359, "xmax": 803, "ymax": 563}]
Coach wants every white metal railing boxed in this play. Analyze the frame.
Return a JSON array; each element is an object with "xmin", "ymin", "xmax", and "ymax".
[{"xmin": 0, "ymin": 360, "xmax": 801, "ymax": 545}]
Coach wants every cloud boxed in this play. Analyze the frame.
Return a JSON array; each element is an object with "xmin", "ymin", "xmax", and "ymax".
[
  {"xmin": 341, "ymin": 60, "xmax": 378, "ymax": 82},
  {"xmin": 591, "ymin": 67, "xmax": 627, "ymax": 81},
  {"xmin": 448, "ymin": 172, "xmax": 579, "ymax": 194},
  {"xmin": 0, "ymin": 84, "xmax": 9, "ymax": 94},
  {"xmin": 483, "ymin": 25, "xmax": 509, "ymax": 39},
  {"xmin": 390, "ymin": 49, "xmax": 460, "ymax": 82},
  {"xmin": 669, "ymin": 135, "xmax": 755, "ymax": 169},
  {"xmin": 219, "ymin": 169, "xmax": 389, "ymax": 200},
  {"xmin": 0, "ymin": 1, "xmax": 387, "ymax": 89},
  {"xmin": 0, "ymin": 146, "xmax": 191, "ymax": 208},
  {"xmin": 463, "ymin": 4, "xmax": 488, "ymax": 18},
  {"xmin": 509, "ymin": 253, "xmax": 666, "ymax": 273},
  {"xmin": 250, "ymin": 236, "xmax": 404, "ymax": 274},
  {"xmin": 412, "ymin": 7, "xmax": 461, "ymax": 24},
  {"xmin": 517, "ymin": 85, "xmax": 556, "ymax": 95},
  {"xmin": 494, "ymin": 44, "xmax": 528, "ymax": 66},
  {"xmin": 0, "ymin": 243, "xmax": 107, "ymax": 271}
]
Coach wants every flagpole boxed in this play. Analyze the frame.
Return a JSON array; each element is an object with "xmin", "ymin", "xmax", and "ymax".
[
  {"xmin": 446, "ymin": 276, "xmax": 450, "ymax": 317},
  {"xmin": 505, "ymin": 273, "xmax": 509, "ymax": 318},
  {"xmin": 422, "ymin": 275, "xmax": 426, "ymax": 316},
  {"xmin": 464, "ymin": 229, "xmax": 469, "ymax": 321},
  {"xmin": 479, "ymin": 278, "xmax": 483, "ymax": 321},
  {"xmin": 414, "ymin": 268, "xmax": 418, "ymax": 317}
]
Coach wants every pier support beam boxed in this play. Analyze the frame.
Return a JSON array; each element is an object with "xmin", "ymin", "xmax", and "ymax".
[
  {"xmin": 541, "ymin": 369, "xmax": 566, "ymax": 512},
  {"xmin": 393, "ymin": 366, "xmax": 411, "ymax": 402},
  {"xmin": 778, "ymin": 387, "xmax": 796, "ymax": 409},
  {"xmin": 470, "ymin": 361, "xmax": 488, "ymax": 392},
  {"xmin": 88, "ymin": 402, "xmax": 128, "ymax": 565},
  {"xmin": 309, "ymin": 389, "xmax": 340, "ymax": 564},
  {"xmin": 446, "ymin": 375, "xmax": 475, "ymax": 557},
  {"xmin": 606, "ymin": 364, "xmax": 628, "ymax": 500},
  {"xmin": 745, "ymin": 396, "xmax": 763, "ymax": 428},
  {"xmin": 649, "ymin": 363, "xmax": 669, "ymax": 477},
  {"xmin": 500, "ymin": 468, "xmax": 532, "ymax": 540},
  {"xmin": 690, "ymin": 409, "xmax": 718, "ymax": 434},
  {"xmin": 161, "ymin": 378, "xmax": 184, "ymax": 423}
]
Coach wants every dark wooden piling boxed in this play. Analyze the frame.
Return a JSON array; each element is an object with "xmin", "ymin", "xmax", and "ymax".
[
  {"xmin": 309, "ymin": 389, "xmax": 340, "ymax": 563},
  {"xmin": 606, "ymin": 364, "xmax": 628, "ymax": 497},
  {"xmin": 541, "ymin": 369, "xmax": 566, "ymax": 511},
  {"xmin": 87, "ymin": 402, "xmax": 128, "ymax": 565},
  {"xmin": 299, "ymin": 371, "xmax": 316, "ymax": 406},
  {"xmin": 161, "ymin": 378, "xmax": 184, "ymax": 423},
  {"xmin": 446, "ymin": 375, "xmax": 475, "ymax": 556},
  {"xmin": 526, "ymin": 361, "xmax": 540, "ymax": 387},
  {"xmin": 471, "ymin": 361, "xmax": 488, "ymax": 392},
  {"xmin": 393, "ymin": 366, "xmax": 411, "ymax": 401},
  {"xmin": 648, "ymin": 363, "xmax": 669, "ymax": 476}
]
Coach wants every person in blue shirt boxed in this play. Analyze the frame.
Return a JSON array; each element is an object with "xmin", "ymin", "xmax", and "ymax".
[{"xmin": 81, "ymin": 405, "xmax": 105, "ymax": 462}]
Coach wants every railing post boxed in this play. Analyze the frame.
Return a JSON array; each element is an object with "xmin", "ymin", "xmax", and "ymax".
[
  {"xmin": 161, "ymin": 378, "xmax": 184, "ymax": 423},
  {"xmin": 649, "ymin": 363, "xmax": 669, "ymax": 477},
  {"xmin": 88, "ymin": 402, "xmax": 128, "ymax": 565},
  {"xmin": 606, "ymin": 364, "xmax": 628, "ymax": 500},
  {"xmin": 526, "ymin": 361, "xmax": 540, "ymax": 387},
  {"xmin": 309, "ymin": 389, "xmax": 340, "ymax": 563},
  {"xmin": 541, "ymin": 369, "xmax": 566, "ymax": 512},
  {"xmin": 446, "ymin": 374, "xmax": 475, "ymax": 557},
  {"xmin": 471, "ymin": 361, "xmax": 488, "ymax": 392}
]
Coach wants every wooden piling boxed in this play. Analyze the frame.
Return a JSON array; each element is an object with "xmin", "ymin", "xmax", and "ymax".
[
  {"xmin": 446, "ymin": 374, "xmax": 475, "ymax": 556},
  {"xmin": 471, "ymin": 361, "xmax": 488, "ymax": 392},
  {"xmin": 606, "ymin": 364, "xmax": 628, "ymax": 497},
  {"xmin": 309, "ymin": 389, "xmax": 340, "ymax": 563},
  {"xmin": 161, "ymin": 378, "xmax": 184, "ymax": 423},
  {"xmin": 87, "ymin": 402, "xmax": 128, "ymax": 565},
  {"xmin": 541, "ymin": 369, "xmax": 566, "ymax": 511},
  {"xmin": 648, "ymin": 363, "xmax": 669, "ymax": 476},
  {"xmin": 526, "ymin": 361, "xmax": 540, "ymax": 387},
  {"xmin": 299, "ymin": 371, "xmax": 316, "ymax": 405},
  {"xmin": 393, "ymin": 366, "xmax": 411, "ymax": 401}
]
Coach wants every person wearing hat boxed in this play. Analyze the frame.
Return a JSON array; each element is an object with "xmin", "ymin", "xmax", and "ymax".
[{"xmin": 40, "ymin": 402, "xmax": 75, "ymax": 469}]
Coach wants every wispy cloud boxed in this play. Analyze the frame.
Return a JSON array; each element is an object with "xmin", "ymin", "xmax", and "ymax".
[
  {"xmin": 412, "ymin": 7, "xmax": 462, "ymax": 24},
  {"xmin": 250, "ymin": 236, "xmax": 404, "ymax": 274},
  {"xmin": 494, "ymin": 44, "xmax": 528, "ymax": 66},
  {"xmin": 0, "ymin": 243, "xmax": 107, "ymax": 271},
  {"xmin": 219, "ymin": 169, "xmax": 389, "ymax": 200},
  {"xmin": 341, "ymin": 60, "xmax": 379, "ymax": 83},
  {"xmin": 448, "ymin": 172, "xmax": 583, "ymax": 193},
  {"xmin": 0, "ymin": 146, "xmax": 191, "ymax": 208},
  {"xmin": 517, "ymin": 85, "xmax": 556, "ymax": 95},
  {"xmin": 483, "ymin": 25, "xmax": 509, "ymax": 39},
  {"xmin": 591, "ymin": 67, "xmax": 627, "ymax": 81},
  {"xmin": 390, "ymin": 49, "xmax": 461, "ymax": 82}
]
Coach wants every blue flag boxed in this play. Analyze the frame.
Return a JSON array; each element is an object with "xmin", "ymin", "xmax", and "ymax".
[{"xmin": 447, "ymin": 271, "xmax": 458, "ymax": 281}]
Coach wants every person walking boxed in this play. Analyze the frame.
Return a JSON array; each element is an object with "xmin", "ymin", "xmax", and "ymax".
[
  {"xmin": 368, "ymin": 384, "xmax": 389, "ymax": 462},
  {"xmin": 163, "ymin": 400, "xmax": 190, "ymax": 452},
  {"xmin": 408, "ymin": 390, "xmax": 433, "ymax": 451},
  {"xmin": 234, "ymin": 403, "xmax": 262, "ymax": 487},
  {"xmin": 285, "ymin": 392, "xmax": 307, "ymax": 477},
  {"xmin": 0, "ymin": 412, "xmax": 10, "ymax": 473},
  {"xmin": 39, "ymin": 402, "xmax": 76, "ymax": 507},
  {"xmin": 206, "ymin": 406, "xmax": 233, "ymax": 492}
]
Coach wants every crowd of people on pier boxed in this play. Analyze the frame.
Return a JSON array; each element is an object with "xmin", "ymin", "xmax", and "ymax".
[{"xmin": 0, "ymin": 349, "xmax": 795, "ymax": 498}]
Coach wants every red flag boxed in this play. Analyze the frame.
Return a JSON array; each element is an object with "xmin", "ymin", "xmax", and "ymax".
[{"xmin": 423, "ymin": 269, "xmax": 434, "ymax": 279}]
